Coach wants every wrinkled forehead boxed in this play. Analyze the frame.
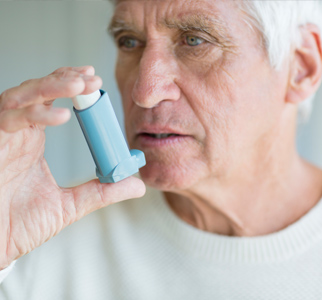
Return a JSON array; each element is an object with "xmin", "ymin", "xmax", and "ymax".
[{"xmin": 109, "ymin": 0, "xmax": 240, "ymax": 38}]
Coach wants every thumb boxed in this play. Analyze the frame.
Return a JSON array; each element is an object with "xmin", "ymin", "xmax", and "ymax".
[{"xmin": 61, "ymin": 176, "xmax": 146, "ymax": 225}]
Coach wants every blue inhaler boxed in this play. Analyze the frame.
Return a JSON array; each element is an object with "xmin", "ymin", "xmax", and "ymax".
[{"xmin": 72, "ymin": 89, "xmax": 146, "ymax": 183}]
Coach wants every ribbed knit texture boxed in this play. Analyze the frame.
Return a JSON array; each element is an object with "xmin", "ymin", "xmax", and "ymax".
[{"xmin": 1, "ymin": 187, "xmax": 322, "ymax": 299}]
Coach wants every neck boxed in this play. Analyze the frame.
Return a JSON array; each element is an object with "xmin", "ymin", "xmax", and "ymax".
[
  {"xmin": 164, "ymin": 157, "xmax": 322, "ymax": 237},
  {"xmin": 164, "ymin": 111, "xmax": 322, "ymax": 237}
]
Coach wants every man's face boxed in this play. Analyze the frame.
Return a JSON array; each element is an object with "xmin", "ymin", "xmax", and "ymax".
[{"xmin": 111, "ymin": 0, "xmax": 289, "ymax": 191}]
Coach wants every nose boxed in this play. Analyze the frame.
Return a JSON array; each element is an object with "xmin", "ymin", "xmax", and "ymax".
[{"xmin": 131, "ymin": 45, "xmax": 181, "ymax": 108}]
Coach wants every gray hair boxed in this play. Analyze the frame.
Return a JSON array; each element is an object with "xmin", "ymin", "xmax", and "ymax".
[
  {"xmin": 111, "ymin": 0, "xmax": 322, "ymax": 121},
  {"xmin": 239, "ymin": 1, "xmax": 322, "ymax": 121}
]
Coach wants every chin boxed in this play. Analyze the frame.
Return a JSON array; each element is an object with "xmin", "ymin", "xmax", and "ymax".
[{"xmin": 139, "ymin": 161, "xmax": 201, "ymax": 192}]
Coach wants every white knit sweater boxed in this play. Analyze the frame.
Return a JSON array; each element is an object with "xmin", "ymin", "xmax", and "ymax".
[{"xmin": 1, "ymin": 187, "xmax": 322, "ymax": 300}]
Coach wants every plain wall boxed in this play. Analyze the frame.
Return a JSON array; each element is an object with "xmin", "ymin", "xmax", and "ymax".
[
  {"xmin": 0, "ymin": 1, "xmax": 120, "ymax": 186},
  {"xmin": 0, "ymin": 1, "xmax": 322, "ymax": 187}
]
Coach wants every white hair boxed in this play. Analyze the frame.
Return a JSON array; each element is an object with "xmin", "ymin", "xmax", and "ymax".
[
  {"xmin": 111, "ymin": 0, "xmax": 322, "ymax": 120},
  {"xmin": 239, "ymin": 1, "xmax": 322, "ymax": 121}
]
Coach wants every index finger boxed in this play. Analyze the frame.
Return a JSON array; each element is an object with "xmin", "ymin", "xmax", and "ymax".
[
  {"xmin": 51, "ymin": 65, "xmax": 96, "ymax": 76},
  {"xmin": 0, "ymin": 72, "xmax": 102, "ymax": 110}
]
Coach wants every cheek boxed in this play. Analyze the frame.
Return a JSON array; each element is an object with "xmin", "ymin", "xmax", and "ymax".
[
  {"xmin": 195, "ymin": 58, "xmax": 288, "ymax": 172},
  {"xmin": 176, "ymin": 52, "xmax": 286, "ymax": 175},
  {"xmin": 178, "ymin": 66, "xmax": 236, "ymax": 166}
]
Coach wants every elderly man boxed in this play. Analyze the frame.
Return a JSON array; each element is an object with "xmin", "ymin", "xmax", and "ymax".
[{"xmin": 0, "ymin": 0, "xmax": 322, "ymax": 299}]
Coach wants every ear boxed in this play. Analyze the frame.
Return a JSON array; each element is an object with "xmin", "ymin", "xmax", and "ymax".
[{"xmin": 286, "ymin": 24, "xmax": 322, "ymax": 104}]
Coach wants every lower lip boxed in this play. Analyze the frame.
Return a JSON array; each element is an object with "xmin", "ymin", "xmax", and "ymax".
[{"xmin": 136, "ymin": 134, "xmax": 192, "ymax": 147}]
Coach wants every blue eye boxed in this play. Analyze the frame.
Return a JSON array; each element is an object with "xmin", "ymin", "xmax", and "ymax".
[
  {"xmin": 186, "ymin": 36, "xmax": 204, "ymax": 46},
  {"xmin": 118, "ymin": 37, "xmax": 138, "ymax": 49}
]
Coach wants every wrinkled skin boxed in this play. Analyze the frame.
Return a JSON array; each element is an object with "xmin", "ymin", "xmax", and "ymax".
[
  {"xmin": 112, "ymin": 0, "xmax": 322, "ymax": 235},
  {"xmin": 114, "ymin": 0, "xmax": 288, "ymax": 189},
  {"xmin": 0, "ymin": 0, "xmax": 321, "ymax": 271},
  {"xmin": 0, "ymin": 66, "xmax": 145, "ymax": 269}
]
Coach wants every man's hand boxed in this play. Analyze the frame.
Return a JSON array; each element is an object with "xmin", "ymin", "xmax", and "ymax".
[{"xmin": 0, "ymin": 66, "xmax": 146, "ymax": 270}]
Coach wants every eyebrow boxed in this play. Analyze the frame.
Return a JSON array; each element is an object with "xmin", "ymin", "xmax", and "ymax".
[
  {"xmin": 108, "ymin": 13, "xmax": 235, "ymax": 50},
  {"xmin": 108, "ymin": 19, "xmax": 140, "ymax": 38},
  {"xmin": 163, "ymin": 14, "xmax": 230, "ymax": 43},
  {"xmin": 167, "ymin": 14, "xmax": 236, "ymax": 51}
]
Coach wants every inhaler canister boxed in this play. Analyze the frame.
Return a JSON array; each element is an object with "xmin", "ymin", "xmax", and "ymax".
[{"xmin": 72, "ymin": 90, "xmax": 145, "ymax": 183}]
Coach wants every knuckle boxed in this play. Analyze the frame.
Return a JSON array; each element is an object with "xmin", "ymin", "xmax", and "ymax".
[
  {"xmin": 58, "ymin": 70, "xmax": 69, "ymax": 79},
  {"xmin": 52, "ymin": 66, "xmax": 70, "ymax": 74},
  {"xmin": 75, "ymin": 65, "xmax": 95, "ymax": 75},
  {"xmin": 36, "ymin": 76, "xmax": 54, "ymax": 98},
  {"xmin": 0, "ymin": 89, "xmax": 20, "ymax": 110},
  {"xmin": 40, "ymin": 75, "xmax": 54, "ymax": 87},
  {"xmin": 20, "ymin": 79, "xmax": 34, "ymax": 86},
  {"xmin": 0, "ymin": 89, "xmax": 10, "ymax": 102},
  {"xmin": 57, "ymin": 70, "xmax": 77, "ymax": 79},
  {"xmin": 53, "ymin": 66, "xmax": 93, "ymax": 75},
  {"xmin": 0, "ymin": 90, "xmax": 8, "ymax": 103},
  {"xmin": 52, "ymin": 66, "xmax": 80, "ymax": 76}
]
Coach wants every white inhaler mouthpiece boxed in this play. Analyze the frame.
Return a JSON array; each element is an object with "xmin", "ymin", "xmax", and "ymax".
[{"xmin": 72, "ymin": 89, "xmax": 146, "ymax": 183}]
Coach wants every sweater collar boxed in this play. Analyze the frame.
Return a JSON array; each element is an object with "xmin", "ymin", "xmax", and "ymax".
[{"xmin": 145, "ymin": 188, "xmax": 322, "ymax": 264}]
